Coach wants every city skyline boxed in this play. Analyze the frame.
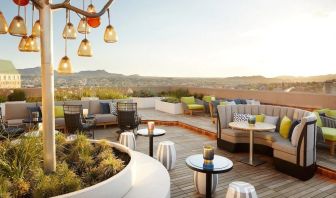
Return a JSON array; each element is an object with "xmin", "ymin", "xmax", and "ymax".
[{"xmin": 1, "ymin": 0, "xmax": 336, "ymax": 78}]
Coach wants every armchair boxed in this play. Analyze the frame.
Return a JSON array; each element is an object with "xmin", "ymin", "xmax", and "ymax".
[
  {"xmin": 202, "ymin": 96, "xmax": 215, "ymax": 114},
  {"xmin": 180, "ymin": 96, "xmax": 204, "ymax": 115},
  {"xmin": 316, "ymin": 112, "xmax": 336, "ymax": 155}
]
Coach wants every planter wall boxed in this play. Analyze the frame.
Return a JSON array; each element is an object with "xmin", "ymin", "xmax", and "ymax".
[
  {"xmin": 132, "ymin": 97, "xmax": 162, "ymax": 109},
  {"xmin": 55, "ymin": 141, "xmax": 134, "ymax": 198},
  {"xmin": 155, "ymin": 100, "xmax": 183, "ymax": 115}
]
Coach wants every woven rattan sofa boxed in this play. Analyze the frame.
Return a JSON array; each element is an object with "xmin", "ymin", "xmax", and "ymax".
[{"xmin": 217, "ymin": 104, "xmax": 317, "ymax": 180}]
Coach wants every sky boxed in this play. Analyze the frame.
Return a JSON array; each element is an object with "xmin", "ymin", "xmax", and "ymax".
[{"xmin": 1, "ymin": 0, "xmax": 336, "ymax": 78}]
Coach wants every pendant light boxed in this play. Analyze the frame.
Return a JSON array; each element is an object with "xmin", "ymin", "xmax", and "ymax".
[
  {"xmin": 78, "ymin": 21, "xmax": 93, "ymax": 56},
  {"xmin": 32, "ymin": 20, "xmax": 40, "ymax": 37},
  {"xmin": 58, "ymin": 8, "xmax": 73, "ymax": 74},
  {"xmin": 78, "ymin": 0, "xmax": 90, "ymax": 34},
  {"xmin": 0, "ymin": 11, "xmax": 8, "ymax": 34},
  {"xmin": 18, "ymin": 7, "xmax": 28, "ymax": 52},
  {"xmin": 87, "ymin": 0, "xmax": 101, "ymax": 28},
  {"xmin": 24, "ymin": 4, "xmax": 39, "ymax": 52},
  {"xmin": 9, "ymin": 6, "xmax": 27, "ymax": 36},
  {"xmin": 13, "ymin": 0, "xmax": 29, "ymax": 6},
  {"xmin": 104, "ymin": 9, "xmax": 118, "ymax": 43},
  {"xmin": 62, "ymin": 9, "xmax": 76, "ymax": 39}
]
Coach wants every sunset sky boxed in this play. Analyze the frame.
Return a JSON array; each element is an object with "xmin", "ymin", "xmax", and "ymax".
[{"xmin": 1, "ymin": 0, "xmax": 336, "ymax": 77}]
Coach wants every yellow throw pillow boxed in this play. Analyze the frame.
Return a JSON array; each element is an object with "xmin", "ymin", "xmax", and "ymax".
[
  {"xmin": 255, "ymin": 114, "xmax": 265, "ymax": 122},
  {"xmin": 54, "ymin": 106, "xmax": 64, "ymax": 118},
  {"xmin": 280, "ymin": 116, "xmax": 292, "ymax": 139}
]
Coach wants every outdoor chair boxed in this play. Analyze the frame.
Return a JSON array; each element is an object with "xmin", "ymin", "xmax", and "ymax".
[
  {"xmin": 117, "ymin": 102, "xmax": 141, "ymax": 134},
  {"xmin": 315, "ymin": 112, "xmax": 336, "ymax": 155},
  {"xmin": 63, "ymin": 105, "xmax": 95, "ymax": 138},
  {"xmin": 181, "ymin": 96, "xmax": 205, "ymax": 115},
  {"xmin": 202, "ymin": 96, "xmax": 214, "ymax": 114}
]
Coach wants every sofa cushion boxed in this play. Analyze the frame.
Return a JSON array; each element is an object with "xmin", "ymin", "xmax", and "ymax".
[
  {"xmin": 321, "ymin": 127, "xmax": 336, "ymax": 141},
  {"xmin": 54, "ymin": 106, "xmax": 64, "ymax": 118},
  {"xmin": 313, "ymin": 111, "xmax": 323, "ymax": 127},
  {"xmin": 233, "ymin": 113, "xmax": 250, "ymax": 122},
  {"xmin": 326, "ymin": 110, "xmax": 336, "ymax": 119},
  {"xmin": 5, "ymin": 102, "xmax": 36, "ymax": 120},
  {"xmin": 202, "ymin": 96, "xmax": 213, "ymax": 103},
  {"xmin": 264, "ymin": 115, "xmax": 279, "ymax": 131},
  {"xmin": 95, "ymin": 114, "xmax": 117, "ymax": 124},
  {"xmin": 64, "ymin": 100, "xmax": 90, "ymax": 110},
  {"xmin": 187, "ymin": 104, "xmax": 204, "ymax": 110},
  {"xmin": 7, "ymin": 119, "xmax": 23, "ymax": 126},
  {"xmin": 181, "ymin": 97, "xmax": 195, "ymax": 105},
  {"xmin": 55, "ymin": 118, "xmax": 65, "ymax": 128},
  {"xmin": 272, "ymin": 134, "xmax": 296, "ymax": 155},
  {"xmin": 291, "ymin": 123, "xmax": 303, "ymax": 147},
  {"xmin": 89, "ymin": 100, "xmax": 101, "ymax": 114},
  {"xmin": 279, "ymin": 116, "xmax": 292, "ymax": 139}
]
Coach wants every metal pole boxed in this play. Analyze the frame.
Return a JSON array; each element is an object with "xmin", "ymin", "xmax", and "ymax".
[{"xmin": 39, "ymin": 1, "xmax": 56, "ymax": 173}]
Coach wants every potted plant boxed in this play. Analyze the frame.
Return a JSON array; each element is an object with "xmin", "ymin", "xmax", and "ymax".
[{"xmin": 155, "ymin": 97, "xmax": 183, "ymax": 114}]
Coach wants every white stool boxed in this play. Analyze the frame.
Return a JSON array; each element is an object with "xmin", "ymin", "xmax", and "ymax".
[
  {"xmin": 226, "ymin": 181, "xmax": 258, "ymax": 198},
  {"xmin": 194, "ymin": 172, "xmax": 218, "ymax": 195},
  {"xmin": 156, "ymin": 141, "xmax": 176, "ymax": 170},
  {"xmin": 119, "ymin": 132, "xmax": 136, "ymax": 150}
]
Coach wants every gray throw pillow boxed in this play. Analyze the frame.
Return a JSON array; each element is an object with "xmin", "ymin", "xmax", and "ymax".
[
  {"xmin": 233, "ymin": 113, "xmax": 250, "ymax": 122},
  {"xmin": 264, "ymin": 115, "xmax": 279, "ymax": 132},
  {"xmin": 109, "ymin": 102, "xmax": 117, "ymax": 115}
]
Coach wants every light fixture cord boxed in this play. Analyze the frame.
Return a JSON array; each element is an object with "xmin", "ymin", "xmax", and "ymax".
[
  {"xmin": 31, "ymin": 4, "xmax": 34, "ymax": 30},
  {"xmin": 65, "ymin": 9, "xmax": 68, "ymax": 56},
  {"xmin": 107, "ymin": 8, "xmax": 111, "ymax": 25},
  {"xmin": 18, "ymin": 6, "xmax": 20, "ymax": 16},
  {"xmin": 82, "ymin": 0, "xmax": 87, "ymax": 39},
  {"xmin": 24, "ymin": 6, "xmax": 27, "ymax": 26}
]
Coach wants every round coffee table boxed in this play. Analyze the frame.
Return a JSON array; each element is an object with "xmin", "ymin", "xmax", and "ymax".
[
  {"xmin": 229, "ymin": 122, "xmax": 276, "ymax": 166},
  {"xmin": 137, "ymin": 128, "xmax": 166, "ymax": 157},
  {"xmin": 186, "ymin": 154, "xmax": 233, "ymax": 198}
]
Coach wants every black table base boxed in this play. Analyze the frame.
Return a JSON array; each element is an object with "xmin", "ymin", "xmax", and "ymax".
[
  {"xmin": 206, "ymin": 173, "xmax": 212, "ymax": 198},
  {"xmin": 149, "ymin": 135, "xmax": 154, "ymax": 157}
]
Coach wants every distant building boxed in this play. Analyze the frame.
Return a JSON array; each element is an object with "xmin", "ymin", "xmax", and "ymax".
[
  {"xmin": 0, "ymin": 60, "xmax": 21, "ymax": 89},
  {"xmin": 323, "ymin": 80, "xmax": 336, "ymax": 95}
]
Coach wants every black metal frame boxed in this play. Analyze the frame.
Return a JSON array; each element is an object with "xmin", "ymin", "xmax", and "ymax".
[{"xmin": 117, "ymin": 102, "xmax": 140, "ymax": 134}]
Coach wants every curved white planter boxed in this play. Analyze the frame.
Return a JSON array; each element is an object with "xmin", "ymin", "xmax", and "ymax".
[
  {"xmin": 131, "ymin": 97, "xmax": 162, "ymax": 109},
  {"xmin": 54, "ymin": 140, "xmax": 134, "ymax": 198},
  {"xmin": 155, "ymin": 100, "xmax": 183, "ymax": 115}
]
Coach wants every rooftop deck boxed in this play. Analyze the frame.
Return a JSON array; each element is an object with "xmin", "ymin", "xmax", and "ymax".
[{"xmin": 94, "ymin": 109, "xmax": 336, "ymax": 198}]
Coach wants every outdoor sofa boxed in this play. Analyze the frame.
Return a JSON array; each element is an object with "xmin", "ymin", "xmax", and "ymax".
[
  {"xmin": 4, "ymin": 99, "xmax": 132, "ymax": 130},
  {"xmin": 217, "ymin": 104, "xmax": 317, "ymax": 180}
]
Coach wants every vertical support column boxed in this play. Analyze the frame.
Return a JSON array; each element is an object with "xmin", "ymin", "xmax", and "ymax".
[{"xmin": 39, "ymin": 2, "xmax": 56, "ymax": 173}]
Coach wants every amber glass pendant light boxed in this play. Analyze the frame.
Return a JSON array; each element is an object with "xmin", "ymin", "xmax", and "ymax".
[
  {"xmin": 18, "ymin": 7, "xmax": 28, "ymax": 52},
  {"xmin": 87, "ymin": 0, "xmax": 101, "ymax": 28},
  {"xmin": 24, "ymin": 4, "xmax": 39, "ymax": 52},
  {"xmin": 104, "ymin": 9, "xmax": 118, "ymax": 43},
  {"xmin": 32, "ymin": 20, "xmax": 40, "ymax": 37},
  {"xmin": 78, "ymin": 22, "xmax": 93, "ymax": 57},
  {"xmin": 0, "ymin": 11, "xmax": 8, "ymax": 34},
  {"xmin": 78, "ymin": 0, "xmax": 90, "ymax": 34},
  {"xmin": 9, "ymin": 6, "xmax": 27, "ymax": 36},
  {"xmin": 58, "ymin": 9, "xmax": 73, "ymax": 74},
  {"xmin": 63, "ymin": 9, "xmax": 76, "ymax": 39}
]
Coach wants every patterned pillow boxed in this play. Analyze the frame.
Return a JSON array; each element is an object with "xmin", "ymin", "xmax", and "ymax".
[
  {"xmin": 233, "ymin": 113, "xmax": 251, "ymax": 122},
  {"xmin": 109, "ymin": 102, "xmax": 117, "ymax": 115}
]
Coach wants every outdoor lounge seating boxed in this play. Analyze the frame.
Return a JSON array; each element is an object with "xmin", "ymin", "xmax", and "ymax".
[
  {"xmin": 181, "ymin": 96, "xmax": 205, "ymax": 115},
  {"xmin": 217, "ymin": 104, "xmax": 317, "ymax": 180},
  {"xmin": 315, "ymin": 112, "xmax": 336, "ymax": 155}
]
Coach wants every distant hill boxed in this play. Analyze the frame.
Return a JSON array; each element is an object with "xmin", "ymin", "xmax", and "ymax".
[{"xmin": 18, "ymin": 66, "xmax": 336, "ymax": 83}]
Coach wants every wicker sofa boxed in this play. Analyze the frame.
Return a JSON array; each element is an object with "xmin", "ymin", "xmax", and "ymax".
[
  {"xmin": 217, "ymin": 104, "xmax": 317, "ymax": 180},
  {"xmin": 4, "ymin": 99, "xmax": 132, "ymax": 130}
]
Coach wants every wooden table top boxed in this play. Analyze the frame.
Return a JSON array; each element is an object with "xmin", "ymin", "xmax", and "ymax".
[{"xmin": 229, "ymin": 122, "xmax": 276, "ymax": 132}]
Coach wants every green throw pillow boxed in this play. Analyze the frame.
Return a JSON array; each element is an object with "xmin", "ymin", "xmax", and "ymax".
[
  {"xmin": 326, "ymin": 110, "xmax": 336, "ymax": 119},
  {"xmin": 313, "ymin": 111, "xmax": 323, "ymax": 127},
  {"xmin": 219, "ymin": 101, "xmax": 228, "ymax": 106},
  {"xmin": 202, "ymin": 96, "xmax": 213, "ymax": 103},
  {"xmin": 54, "ymin": 106, "xmax": 64, "ymax": 118},
  {"xmin": 255, "ymin": 114, "xmax": 265, "ymax": 122},
  {"xmin": 280, "ymin": 116, "xmax": 292, "ymax": 139},
  {"xmin": 181, "ymin": 96, "xmax": 195, "ymax": 105}
]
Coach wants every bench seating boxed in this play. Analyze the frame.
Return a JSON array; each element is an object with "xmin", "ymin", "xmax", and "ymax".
[{"xmin": 217, "ymin": 104, "xmax": 317, "ymax": 181}]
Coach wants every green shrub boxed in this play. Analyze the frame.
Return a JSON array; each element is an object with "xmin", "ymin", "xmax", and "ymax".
[
  {"xmin": 193, "ymin": 93, "xmax": 204, "ymax": 100},
  {"xmin": 161, "ymin": 97, "xmax": 180, "ymax": 104},
  {"xmin": 0, "ymin": 95, "xmax": 6, "ymax": 103},
  {"xmin": 160, "ymin": 88, "xmax": 190, "ymax": 99},
  {"xmin": 7, "ymin": 90, "xmax": 26, "ymax": 101},
  {"xmin": 132, "ymin": 90, "xmax": 156, "ymax": 97},
  {"xmin": 26, "ymin": 97, "xmax": 42, "ymax": 102}
]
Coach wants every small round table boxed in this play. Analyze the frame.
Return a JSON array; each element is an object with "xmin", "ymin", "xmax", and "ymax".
[
  {"xmin": 186, "ymin": 154, "xmax": 233, "ymax": 198},
  {"xmin": 229, "ymin": 122, "xmax": 276, "ymax": 166},
  {"xmin": 137, "ymin": 128, "xmax": 166, "ymax": 157}
]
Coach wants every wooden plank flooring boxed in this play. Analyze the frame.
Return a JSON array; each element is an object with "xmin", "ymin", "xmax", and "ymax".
[{"xmin": 95, "ymin": 125, "xmax": 336, "ymax": 198}]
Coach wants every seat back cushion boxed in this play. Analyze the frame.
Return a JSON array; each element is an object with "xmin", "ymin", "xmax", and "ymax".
[
  {"xmin": 181, "ymin": 97, "xmax": 195, "ymax": 105},
  {"xmin": 5, "ymin": 102, "xmax": 36, "ymax": 120}
]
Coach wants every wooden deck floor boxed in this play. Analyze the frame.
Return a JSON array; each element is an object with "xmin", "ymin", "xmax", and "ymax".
[{"xmin": 95, "ymin": 124, "xmax": 336, "ymax": 198}]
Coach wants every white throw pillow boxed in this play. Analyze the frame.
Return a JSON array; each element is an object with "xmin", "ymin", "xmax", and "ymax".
[
  {"xmin": 251, "ymin": 100, "xmax": 261, "ymax": 105},
  {"xmin": 233, "ymin": 113, "xmax": 250, "ymax": 122},
  {"xmin": 226, "ymin": 101, "xmax": 236, "ymax": 105},
  {"xmin": 109, "ymin": 102, "xmax": 117, "ymax": 115},
  {"xmin": 264, "ymin": 115, "xmax": 279, "ymax": 132},
  {"xmin": 291, "ymin": 123, "xmax": 302, "ymax": 147}
]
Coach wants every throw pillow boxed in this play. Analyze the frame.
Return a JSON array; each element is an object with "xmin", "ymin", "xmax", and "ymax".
[
  {"xmin": 279, "ymin": 116, "xmax": 292, "ymax": 139},
  {"xmin": 109, "ymin": 102, "xmax": 117, "ymax": 115},
  {"xmin": 226, "ymin": 101, "xmax": 236, "ymax": 105},
  {"xmin": 240, "ymin": 99, "xmax": 247, "ymax": 104},
  {"xmin": 288, "ymin": 120, "xmax": 301, "ymax": 141},
  {"xmin": 291, "ymin": 123, "xmax": 303, "ymax": 147},
  {"xmin": 233, "ymin": 113, "xmax": 251, "ymax": 122},
  {"xmin": 100, "ymin": 102, "xmax": 110, "ymax": 114},
  {"xmin": 54, "ymin": 106, "xmax": 64, "ymax": 118},
  {"xmin": 264, "ymin": 115, "xmax": 279, "ymax": 132},
  {"xmin": 255, "ymin": 114, "xmax": 265, "ymax": 122},
  {"xmin": 233, "ymin": 99, "xmax": 242, "ymax": 105}
]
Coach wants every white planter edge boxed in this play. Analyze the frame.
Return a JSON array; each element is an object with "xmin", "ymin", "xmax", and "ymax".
[{"xmin": 155, "ymin": 100, "xmax": 183, "ymax": 115}]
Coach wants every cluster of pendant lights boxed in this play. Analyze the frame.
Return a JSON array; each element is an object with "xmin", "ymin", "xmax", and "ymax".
[{"xmin": 0, "ymin": 0, "xmax": 118, "ymax": 74}]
